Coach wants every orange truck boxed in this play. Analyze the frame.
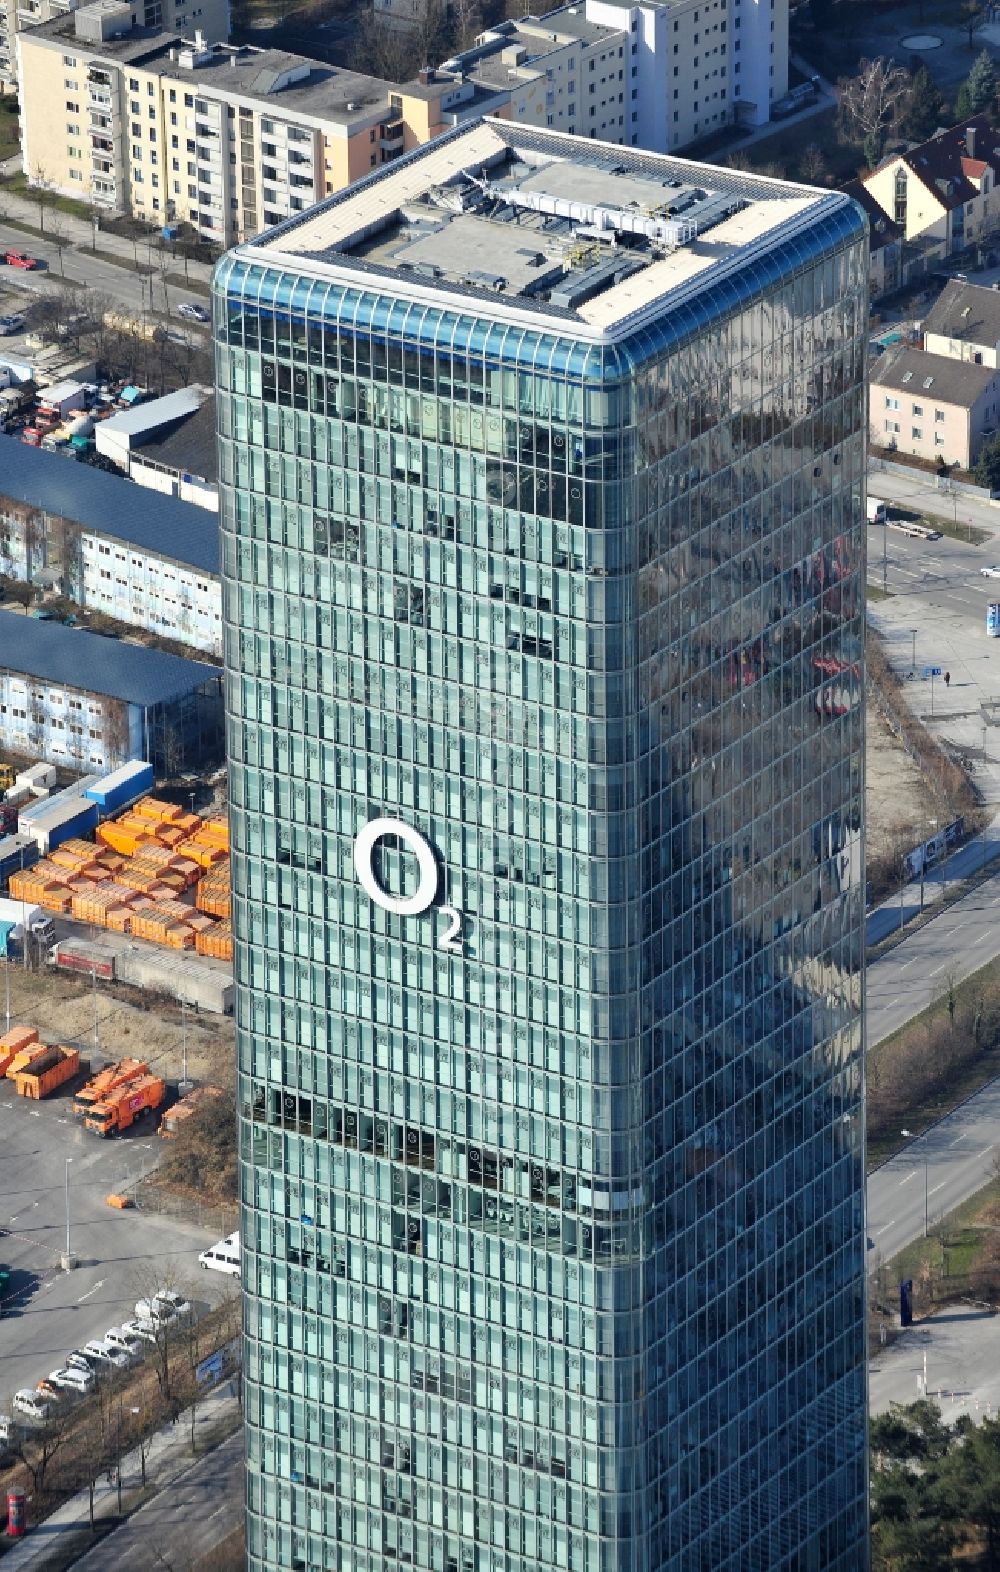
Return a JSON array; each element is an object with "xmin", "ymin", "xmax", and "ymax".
[
  {"xmin": 72, "ymin": 1059, "xmax": 148, "ymax": 1121},
  {"xmin": 84, "ymin": 1074, "xmax": 165, "ymax": 1137},
  {"xmin": 0, "ymin": 1026, "xmax": 39, "ymax": 1077},
  {"xmin": 159, "ymin": 1085, "xmax": 224, "ymax": 1139},
  {"xmin": 14, "ymin": 1045, "xmax": 80, "ymax": 1099}
]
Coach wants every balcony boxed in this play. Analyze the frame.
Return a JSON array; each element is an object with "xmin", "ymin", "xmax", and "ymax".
[
  {"xmin": 88, "ymin": 87, "xmax": 112, "ymax": 108},
  {"xmin": 380, "ymin": 118, "xmax": 404, "ymax": 149},
  {"xmin": 87, "ymin": 67, "xmax": 111, "ymax": 87}
]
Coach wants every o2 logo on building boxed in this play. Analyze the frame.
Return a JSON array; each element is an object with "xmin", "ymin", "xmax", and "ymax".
[{"xmin": 353, "ymin": 817, "xmax": 466, "ymax": 954}]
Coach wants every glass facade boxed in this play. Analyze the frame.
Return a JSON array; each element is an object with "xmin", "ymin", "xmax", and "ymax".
[{"xmin": 216, "ymin": 188, "xmax": 869, "ymax": 1572}]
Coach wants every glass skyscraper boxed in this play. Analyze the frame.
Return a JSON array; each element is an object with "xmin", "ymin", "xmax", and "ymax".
[{"xmin": 215, "ymin": 122, "xmax": 868, "ymax": 1572}]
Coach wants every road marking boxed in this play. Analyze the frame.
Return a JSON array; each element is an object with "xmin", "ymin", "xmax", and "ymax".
[
  {"xmin": 928, "ymin": 963, "xmax": 947, "ymax": 977},
  {"xmin": 928, "ymin": 1182, "xmax": 947, "ymax": 1197},
  {"xmin": 950, "ymin": 1135, "xmax": 967, "ymax": 1147},
  {"xmin": 874, "ymin": 1222, "xmax": 895, "ymax": 1235},
  {"xmin": 77, "ymin": 1279, "xmax": 104, "ymax": 1304},
  {"xmin": 899, "ymin": 1172, "xmax": 918, "ymax": 1186}
]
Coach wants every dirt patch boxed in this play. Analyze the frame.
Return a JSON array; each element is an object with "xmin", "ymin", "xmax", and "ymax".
[
  {"xmin": 866, "ymin": 692, "xmax": 940, "ymax": 875},
  {"xmin": 1, "ymin": 964, "xmax": 234, "ymax": 1087}
]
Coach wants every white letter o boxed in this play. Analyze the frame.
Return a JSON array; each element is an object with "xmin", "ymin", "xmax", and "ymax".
[{"xmin": 354, "ymin": 817, "xmax": 439, "ymax": 917}]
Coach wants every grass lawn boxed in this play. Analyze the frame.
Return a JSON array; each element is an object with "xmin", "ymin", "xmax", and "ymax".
[
  {"xmin": 0, "ymin": 104, "xmax": 19, "ymax": 162},
  {"xmin": 918, "ymin": 512, "xmax": 992, "ymax": 547},
  {"xmin": 868, "ymin": 954, "xmax": 1000, "ymax": 1172},
  {"xmin": 867, "ymin": 584, "xmax": 893, "ymax": 601},
  {"xmin": 880, "ymin": 1174, "xmax": 1000, "ymax": 1295}
]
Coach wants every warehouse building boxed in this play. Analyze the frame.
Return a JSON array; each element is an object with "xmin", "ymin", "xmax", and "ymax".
[
  {"xmin": 0, "ymin": 610, "xmax": 223, "ymax": 772},
  {"xmin": 0, "ymin": 438, "xmax": 220, "ymax": 654}
]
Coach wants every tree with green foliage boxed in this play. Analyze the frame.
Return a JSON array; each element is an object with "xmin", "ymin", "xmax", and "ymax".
[
  {"xmin": 960, "ymin": 48, "xmax": 997, "ymax": 116},
  {"xmin": 937, "ymin": 1414, "xmax": 1000, "ymax": 1564},
  {"xmin": 900, "ymin": 65, "xmax": 946, "ymax": 141},
  {"xmin": 975, "ymin": 431, "xmax": 1000, "ymax": 490}
]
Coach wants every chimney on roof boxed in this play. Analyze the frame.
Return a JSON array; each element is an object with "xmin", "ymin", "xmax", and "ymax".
[
  {"xmin": 418, "ymin": 65, "xmax": 434, "ymax": 84},
  {"xmin": 967, "ymin": 125, "xmax": 977, "ymax": 160}
]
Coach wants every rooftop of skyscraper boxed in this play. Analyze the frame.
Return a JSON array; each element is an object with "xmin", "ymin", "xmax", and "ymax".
[{"xmin": 253, "ymin": 121, "xmax": 847, "ymax": 333}]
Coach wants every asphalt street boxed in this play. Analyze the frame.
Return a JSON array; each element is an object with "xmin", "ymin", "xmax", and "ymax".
[
  {"xmin": 71, "ymin": 1428, "xmax": 244, "ymax": 1572},
  {"xmin": 867, "ymin": 871, "xmax": 1000, "ymax": 1043},
  {"xmin": 0, "ymin": 1085, "xmax": 224, "ymax": 1403},
  {"xmin": 0, "ymin": 222, "xmax": 209, "ymax": 335},
  {"xmin": 867, "ymin": 1077, "xmax": 1000, "ymax": 1276},
  {"xmin": 870, "ymin": 1306, "xmax": 1000, "ymax": 1423}
]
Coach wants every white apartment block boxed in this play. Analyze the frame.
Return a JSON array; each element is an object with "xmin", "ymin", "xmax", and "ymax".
[
  {"xmin": 0, "ymin": 441, "xmax": 221, "ymax": 655},
  {"xmin": 80, "ymin": 535, "xmax": 221, "ymax": 652},
  {"xmin": 0, "ymin": 0, "xmax": 226, "ymax": 93},
  {"xmin": 441, "ymin": 0, "xmax": 787, "ymax": 152}
]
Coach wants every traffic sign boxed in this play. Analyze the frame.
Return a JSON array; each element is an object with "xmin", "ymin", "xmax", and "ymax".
[{"xmin": 921, "ymin": 666, "xmax": 943, "ymax": 678}]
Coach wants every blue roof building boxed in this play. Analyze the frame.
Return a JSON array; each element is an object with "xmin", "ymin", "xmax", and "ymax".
[
  {"xmin": 0, "ymin": 609, "xmax": 222, "ymax": 773},
  {"xmin": 0, "ymin": 437, "xmax": 221, "ymax": 654}
]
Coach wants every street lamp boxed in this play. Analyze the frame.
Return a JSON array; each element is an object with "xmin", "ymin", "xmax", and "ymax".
[
  {"xmin": 901, "ymin": 1131, "xmax": 929, "ymax": 1238},
  {"xmin": 63, "ymin": 1156, "xmax": 74, "ymax": 1268},
  {"xmin": 92, "ymin": 962, "xmax": 99, "ymax": 1057},
  {"xmin": 910, "ymin": 628, "xmax": 918, "ymax": 676}
]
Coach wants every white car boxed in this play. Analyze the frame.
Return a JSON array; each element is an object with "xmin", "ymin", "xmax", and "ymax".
[
  {"xmin": 982, "ymin": 565, "xmax": 1000, "ymax": 579},
  {"xmin": 177, "ymin": 301, "xmax": 210, "ymax": 323},
  {"xmin": 135, "ymin": 1290, "xmax": 192, "ymax": 1326},
  {"xmin": 47, "ymin": 1366, "xmax": 95, "ymax": 1395},
  {"xmin": 12, "ymin": 1390, "xmax": 49, "ymax": 1423},
  {"xmin": 82, "ymin": 1339, "xmax": 131, "ymax": 1370},
  {"xmin": 67, "ymin": 1350, "xmax": 102, "ymax": 1374},
  {"xmin": 105, "ymin": 1326, "xmax": 145, "ymax": 1358},
  {"xmin": 121, "ymin": 1317, "xmax": 159, "ymax": 1346}
]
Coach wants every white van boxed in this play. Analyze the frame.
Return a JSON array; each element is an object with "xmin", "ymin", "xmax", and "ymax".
[
  {"xmin": 866, "ymin": 497, "xmax": 888, "ymax": 524},
  {"xmin": 199, "ymin": 1231, "xmax": 241, "ymax": 1278},
  {"xmin": 12, "ymin": 1390, "xmax": 50, "ymax": 1423}
]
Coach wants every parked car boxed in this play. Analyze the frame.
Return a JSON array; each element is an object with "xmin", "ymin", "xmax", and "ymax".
[
  {"xmin": 981, "ymin": 565, "xmax": 1000, "ymax": 579},
  {"xmin": 47, "ymin": 1365, "xmax": 95, "ymax": 1395},
  {"xmin": 135, "ymin": 1289, "xmax": 192, "ymax": 1326},
  {"xmin": 81, "ymin": 1339, "xmax": 131, "ymax": 1370},
  {"xmin": 67, "ymin": 1349, "xmax": 103, "ymax": 1374},
  {"xmin": 12, "ymin": 1390, "xmax": 50, "ymax": 1422},
  {"xmin": 105, "ymin": 1326, "xmax": 145, "ymax": 1358},
  {"xmin": 177, "ymin": 301, "xmax": 210, "ymax": 323},
  {"xmin": 35, "ymin": 1379, "xmax": 65, "ymax": 1402},
  {"xmin": 0, "ymin": 314, "xmax": 25, "ymax": 336},
  {"xmin": 121, "ymin": 1317, "xmax": 159, "ymax": 1346},
  {"xmin": 5, "ymin": 251, "xmax": 40, "ymax": 270}
]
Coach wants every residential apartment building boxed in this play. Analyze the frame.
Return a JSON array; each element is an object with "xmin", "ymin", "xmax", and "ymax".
[
  {"xmin": 0, "ymin": 608, "xmax": 222, "ymax": 771},
  {"xmin": 440, "ymin": 0, "xmax": 786, "ymax": 151},
  {"xmin": 217, "ymin": 121, "xmax": 868, "ymax": 1572},
  {"xmin": 863, "ymin": 116, "xmax": 1000, "ymax": 269},
  {"xmin": 843, "ymin": 178, "xmax": 903, "ymax": 302},
  {"xmin": 0, "ymin": 0, "xmax": 227, "ymax": 94},
  {"xmin": 17, "ymin": 6, "xmax": 459, "ymax": 244},
  {"xmin": 870, "ymin": 343, "xmax": 1000, "ymax": 468},
  {"xmin": 0, "ymin": 438, "xmax": 221, "ymax": 653}
]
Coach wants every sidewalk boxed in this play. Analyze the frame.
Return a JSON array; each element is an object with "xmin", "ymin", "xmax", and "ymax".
[
  {"xmin": 868, "ymin": 464, "xmax": 1000, "ymax": 538},
  {"xmin": 1, "ymin": 1379, "xmax": 241, "ymax": 1568},
  {"xmin": 0, "ymin": 181, "xmax": 214, "ymax": 288},
  {"xmin": 866, "ymin": 816, "xmax": 1000, "ymax": 947}
]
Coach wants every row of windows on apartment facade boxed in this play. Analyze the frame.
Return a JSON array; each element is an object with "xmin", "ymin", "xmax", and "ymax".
[
  {"xmin": 884, "ymin": 399, "xmax": 948, "ymax": 419},
  {"xmin": 884, "ymin": 423, "xmax": 948, "ymax": 444}
]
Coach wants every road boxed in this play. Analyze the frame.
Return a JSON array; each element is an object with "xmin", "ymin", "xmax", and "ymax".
[
  {"xmin": 866, "ymin": 1075, "xmax": 1000, "ymax": 1272},
  {"xmin": 0, "ymin": 225, "xmax": 181, "ymax": 322},
  {"xmin": 869, "ymin": 467, "xmax": 1000, "ymax": 545},
  {"xmin": 71, "ymin": 1428, "xmax": 244, "ymax": 1572}
]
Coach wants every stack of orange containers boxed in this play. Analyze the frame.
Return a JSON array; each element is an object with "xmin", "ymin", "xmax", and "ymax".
[
  {"xmin": 195, "ymin": 859, "xmax": 230, "ymax": 919},
  {"xmin": 195, "ymin": 921, "xmax": 232, "ymax": 961}
]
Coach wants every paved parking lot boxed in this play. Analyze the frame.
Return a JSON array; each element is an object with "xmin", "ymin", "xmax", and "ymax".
[
  {"xmin": 870, "ymin": 1306, "xmax": 1000, "ymax": 1424},
  {"xmin": 0, "ymin": 1079, "xmax": 224, "ymax": 1403}
]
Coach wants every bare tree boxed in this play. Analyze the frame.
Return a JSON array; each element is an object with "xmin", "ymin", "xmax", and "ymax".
[
  {"xmin": 962, "ymin": 0, "xmax": 984, "ymax": 49},
  {"xmin": 799, "ymin": 143, "xmax": 829, "ymax": 185},
  {"xmin": 47, "ymin": 213, "xmax": 70, "ymax": 278},
  {"xmin": 837, "ymin": 57, "xmax": 910, "ymax": 168},
  {"xmin": 29, "ymin": 161, "xmax": 52, "ymax": 235}
]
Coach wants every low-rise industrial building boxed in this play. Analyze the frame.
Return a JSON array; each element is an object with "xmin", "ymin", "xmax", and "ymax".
[
  {"xmin": 0, "ymin": 610, "xmax": 223, "ymax": 772},
  {"xmin": 129, "ymin": 393, "xmax": 218, "ymax": 509},
  {"xmin": 0, "ymin": 438, "xmax": 220, "ymax": 653}
]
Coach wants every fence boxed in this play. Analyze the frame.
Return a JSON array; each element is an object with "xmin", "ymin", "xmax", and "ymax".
[{"xmin": 134, "ymin": 1177, "xmax": 237, "ymax": 1240}]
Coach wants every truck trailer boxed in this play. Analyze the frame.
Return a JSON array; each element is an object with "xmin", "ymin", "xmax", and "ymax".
[{"xmin": 14, "ymin": 1045, "xmax": 80, "ymax": 1099}]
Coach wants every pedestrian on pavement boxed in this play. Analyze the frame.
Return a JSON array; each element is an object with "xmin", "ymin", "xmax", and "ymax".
[{"xmin": 945, "ymin": 671, "xmax": 951, "ymax": 688}]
